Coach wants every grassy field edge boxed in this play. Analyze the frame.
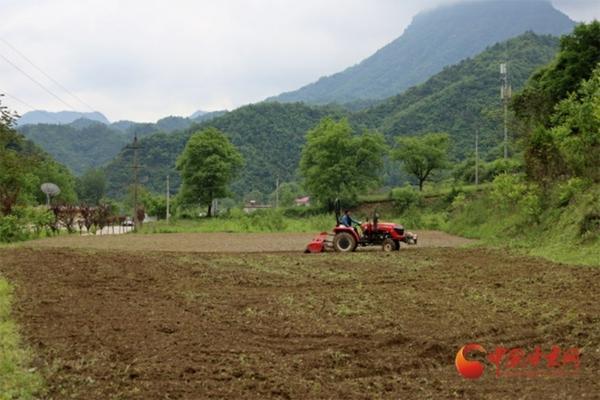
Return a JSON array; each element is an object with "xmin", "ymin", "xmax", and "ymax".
[{"xmin": 0, "ymin": 277, "xmax": 43, "ymax": 399}]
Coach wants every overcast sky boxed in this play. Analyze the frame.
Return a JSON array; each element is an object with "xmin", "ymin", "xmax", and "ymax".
[{"xmin": 1, "ymin": 0, "xmax": 598, "ymax": 122}]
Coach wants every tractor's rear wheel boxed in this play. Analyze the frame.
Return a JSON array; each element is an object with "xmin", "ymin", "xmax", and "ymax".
[
  {"xmin": 333, "ymin": 232, "xmax": 357, "ymax": 252},
  {"xmin": 382, "ymin": 238, "xmax": 396, "ymax": 252}
]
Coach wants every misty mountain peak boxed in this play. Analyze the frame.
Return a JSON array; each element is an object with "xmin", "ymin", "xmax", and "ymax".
[{"xmin": 269, "ymin": 0, "xmax": 575, "ymax": 105}]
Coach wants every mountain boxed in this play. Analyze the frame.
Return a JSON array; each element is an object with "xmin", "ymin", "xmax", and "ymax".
[
  {"xmin": 352, "ymin": 32, "xmax": 560, "ymax": 159},
  {"xmin": 18, "ymin": 122, "xmax": 130, "ymax": 175},
  {"xmin": 19, "ymin": 111, "xmax": 228, "ymax": 176},
  {"xmin": 103, "ymin": 103, "xmax": 345, "ymax": 197},
  {"xmin": 103, "ymin": 32, "xmax": 559, "ymax": 198},
  {"xmin": 156, "ymin": 116, "xmax": 193, "ymax": 133},
  {"xmin": 192, "ymin": 110, "xmax": 228, "ymax": 123},
  {"xmin": 268, "ymin": 0, "xmax": 574, "ymax": 105},
  {"xmin": 17, "ymin": 110, "xmax": 109, "ymax": 126},
  {"xmin": 111, "ymin": 120, "xmax": 138, "ymax": 133},
  {"xmin": 189, "ymin": 110, "xmax": 207, "ymax": 119},
  {"xmin": 1, "ymin": 123, "xmax": 78, "ymax": 204}
]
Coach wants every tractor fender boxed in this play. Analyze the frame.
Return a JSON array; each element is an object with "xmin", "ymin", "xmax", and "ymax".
[{"xmin": 333, "ymin": 226, "xmax": 360, "ymax": 242}]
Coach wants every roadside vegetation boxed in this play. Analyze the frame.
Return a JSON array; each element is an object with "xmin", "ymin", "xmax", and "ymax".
[{"xmin": 0, "ymin": 278, "xmax": 43, "ymax": 399}]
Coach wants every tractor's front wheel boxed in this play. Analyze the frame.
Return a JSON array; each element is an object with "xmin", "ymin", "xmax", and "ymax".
[
  {"xmin": 333, "ymin": 232, "xmax": 357, "ymax": 252},
  {"xmin": 382, "ymin": 238, "xmax": 396, "ymax": 252}
]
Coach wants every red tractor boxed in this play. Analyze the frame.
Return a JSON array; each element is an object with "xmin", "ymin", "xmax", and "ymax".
[{"xmin": 305, "ymin": 202, "xmax": 417, "ymax": 253}]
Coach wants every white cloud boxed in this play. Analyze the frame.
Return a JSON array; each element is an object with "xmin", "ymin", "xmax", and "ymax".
[{"xmin": 0, "ymin": 0, "xmax": 597, "ymax": 121}]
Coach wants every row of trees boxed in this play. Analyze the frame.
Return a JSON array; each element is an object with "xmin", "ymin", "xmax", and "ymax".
[
  {"xmin": 299, "ymin": 117, "xmax": 450, "ymax": 206},
  {"xmin": 173, "ymin": 119, "xmax": 450, "ymax": 215}
]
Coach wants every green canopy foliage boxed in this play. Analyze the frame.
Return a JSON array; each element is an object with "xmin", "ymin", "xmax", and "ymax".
[
  {"xmin": 0, "ymin": 98, "xmax": 77, "ymax": 214},
  {"xmin": 513, "ymin": 22, "xmax": 600, "ymax": 184},
  {"xmin": 104, "ymin": 102, "xmax": 345, "ymax": 198},
  {"xmin": 299, "ymin": 118, "xmax": 386, "ymax": 205},
  {"xmin": 513, "ymin": 21, "xmax": 600, "ymax": 127},
  {"xmin": 76, "ymin": 168, "xmax": 107, "ymax": 205},
  {"xmin": 352, "ymin": 32, "xmax": 560, "ymax": 159},
  {"xmin": 393, "ymin": 133, "xmax": 450, "ymax": 191},
  {"xmin": 547, "ymin": 65, "xmax": 600, "ymax": 182},
  {"xmin": 176, "ymin": 128, "xmax": 243, "ymax": 216}
]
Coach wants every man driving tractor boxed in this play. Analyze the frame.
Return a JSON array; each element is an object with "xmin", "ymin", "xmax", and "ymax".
[{"xmin": 340, "ymin": 210, "xmax": 361, "ymax": 229}]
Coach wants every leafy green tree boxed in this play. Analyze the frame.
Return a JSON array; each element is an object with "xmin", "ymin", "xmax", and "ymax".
[
  {"xmin": 513, "ymin": 22, "xmax": 600, "ymax": 183},
  {"xmin": 393, "ymin": 133, "xmax": 450, "ymax": 191},
  {"xmin": 547, "ymin": 65, "xmax": 600, "ymax": 182},
  {"xmin": 1, "ymin": 98, "xmax": 76, "ymax": 212},
  {"xmin": 176, "ymin": 128, "xmax": 243, "ymax": 217},
  {"xmin": 513, "ymin": 21, "xmax": 600, "ymax": 127},
  {"xmin": 270, "ymin": 182, "xmax": 303, "ymax": 207},
  {"xmin": 0, "ymin": 149, "xmax": 36, "ymax": 215},
  {"xmin": 76, "ymin": 169, "xmax": 107, "ymax": 205},
  {"xmin": 299, "ymin": 117, "xmax": 386, "ymax": 206}
]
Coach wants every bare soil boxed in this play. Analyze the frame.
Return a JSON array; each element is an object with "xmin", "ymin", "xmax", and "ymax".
[
  {"xmin": 26, "ymin": 230, "xmax": 474, "ymax": 253},
  {"xmin": 0, "ymin": 236, "xmax": 598, "ymax": 399}
]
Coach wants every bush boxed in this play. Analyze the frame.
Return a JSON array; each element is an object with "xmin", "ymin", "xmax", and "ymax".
[
  {"xmin": 0, "ymin": 215, "xmax": 28, "ymax": 243},
  {"xmin": 555, "ymin": 178, "xmax": 589, "ymax": 207},
  {"xmin": 390, "ymin": 186, "xmax": 421, "ymax": 213},
  {"xmin": 483, "ymin": 158, "xmax": 523, "ymax": 181},
  {"xmin": 0, "ymin": 207, "xmax": 54, "ymax": 243},
  {"xmin": 490, "ymin": 174, "xmax": 528, "ymax": 210}
]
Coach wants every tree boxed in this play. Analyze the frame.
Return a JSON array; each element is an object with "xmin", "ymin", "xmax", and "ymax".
[
  {"xmin": 513, "ymin": 22, "xmax": 600, "ymax": 128},
  {"xmin": 76, "ymin": 168, "xmax": 106, "ymax": 205},
  {"xmin": 269, "ymin": 182, "xmax": 303, "ymax": 207},
  {"xmin": 393, "ymin": 133, "xmax": 450, "ymax": 191},
  {"xmin": 299, "ymin": 117, "xmax": 386, "ymax": 206},
  {"xmin": 546, "ymin": 65, "xmax": 600, "ymax": 182},
  {"xmin": 176, "ymin": 128, "xmax": 243, "ymax": 217},
  {"xmin": 512, "ymin": 22, "xmax": 600, "ymax": 183}
]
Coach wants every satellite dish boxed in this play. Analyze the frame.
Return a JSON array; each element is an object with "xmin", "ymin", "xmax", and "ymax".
[{"xmin": 41, "ymin": 183, "xmax": 60, "ymax": 206}]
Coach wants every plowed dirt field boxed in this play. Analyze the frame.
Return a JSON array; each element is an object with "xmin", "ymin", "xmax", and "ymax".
[{"xmin": 0, "ymin": 232, "xmax": 597, "ymax": 399}]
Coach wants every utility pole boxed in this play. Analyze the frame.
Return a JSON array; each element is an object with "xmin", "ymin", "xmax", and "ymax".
[
  {"xmin": 475, "ymin": 128, "xmax": 480, "ymax": 186},
  {"xmin": 128, "ymin": 135, "xmax": 141, "ymax": 231},
  {"xmin": 166, "ymin": 174, "xmax": 170, "ymax": 224},
  {"xmin": 500, "ymin": 63, "xmax": 511, "ymax": 159}
]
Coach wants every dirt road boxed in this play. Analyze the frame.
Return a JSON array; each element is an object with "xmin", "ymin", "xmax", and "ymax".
[
  {"xmin": 0, "ymin": 241, "xmax": 597, "ymax": 399},
  {"xmin": 26, "ymin": 230, "xmax": 474, "ymax": 252}
]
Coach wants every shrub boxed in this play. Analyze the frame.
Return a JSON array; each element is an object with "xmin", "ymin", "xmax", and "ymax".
[
  {"xmin": 490, "ymin": 174, "xmax": 528, "ymax": 210},
  {"xmin": 390, "ymin": 186, "xmax": 421, "ymax": 213},
  {"xmin": 555, "ymin": 178, "xmax": 589, "ymax": 207},
  {"xmin": 0, "ymin": 207, "xmax": 54, "ymax": 243},
  {"xmin": 0, "ymin": 215, "xmax": 28, "ymax": 243}
]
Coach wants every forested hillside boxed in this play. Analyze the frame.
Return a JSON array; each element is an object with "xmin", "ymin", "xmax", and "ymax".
[
  {"xmin": 269, "ymin": 1, "xmax": 573, "ymax": 105},
  {"xmin": 352, "ymin": 33, "xmax": 560, "ymax": 158},
  {"xmin": 17, "ymin": 111, "xmax": 226, "ymax": 176},
  {"xmin": 104, "ymin": 103, "xmax": 345, "ymax": 197},
  {"xmin": 103, "ymin": 32, "xmax": 559, "ymax": 199},
  {"xmin": 1, "ymin": 107, "xmax": 77, "ymax": 210},
  {"xmin": 19, "ymin": 121, "xmax": 130, "ymax": 175}
]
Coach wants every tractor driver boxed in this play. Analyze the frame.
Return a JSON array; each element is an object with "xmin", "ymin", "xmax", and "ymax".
[{"xmin": 340, "ymin": 210, "xmax": 361, "ymax": 230}]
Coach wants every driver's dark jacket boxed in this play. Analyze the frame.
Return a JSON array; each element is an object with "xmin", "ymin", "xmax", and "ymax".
[{"xmin": 340, "ymin": 214, "xmax": 359, "ymax": 227}]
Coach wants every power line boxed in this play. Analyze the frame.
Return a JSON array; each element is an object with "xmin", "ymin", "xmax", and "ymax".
[
  {"xmin": 2, "ymin": 91, "xmax": 37, "ymax": 112},
  {"xmin": 0, "ymin": 51, "xmax": 81, "ymax": 112},
  {"xmin": 0, "ymin": 37, "xmax": 97, "ymax": 113},
  {"xmin": 1, "ymin": 91, "xmax": 63, "ymax": 124}
]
